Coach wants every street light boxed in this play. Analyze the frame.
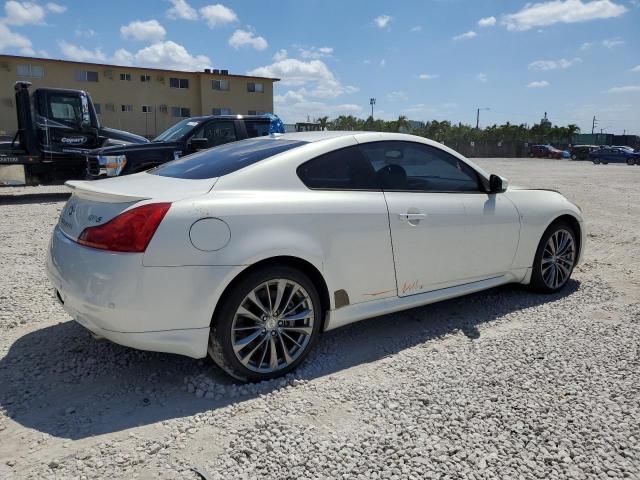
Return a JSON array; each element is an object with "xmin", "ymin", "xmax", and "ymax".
[
  {"xmin": 370, "ymin": 98, "xmax": 376, "ymax": 119},
  {"xmin": 476, "ymin": 107, "xmax": 490, "ymax": 129}
]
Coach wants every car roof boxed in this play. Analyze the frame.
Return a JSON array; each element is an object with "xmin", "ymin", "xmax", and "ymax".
[{"xmin": 183, "ymin": 114, "xmax": 276, "ymax": 122}]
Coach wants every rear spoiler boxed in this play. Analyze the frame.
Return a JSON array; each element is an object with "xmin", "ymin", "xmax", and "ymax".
[{"xmin": 65, "ymin": 180, "xmax": 150, "ymax": 204}]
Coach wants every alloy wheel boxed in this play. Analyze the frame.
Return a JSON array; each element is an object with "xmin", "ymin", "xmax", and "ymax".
[
  {"xmin": 541, "ymin": 229, "xmax": 575, "ymax": 290},
  {"xmin": 230, "ymin": 279, "xmax": 314, "ymax": 373}
]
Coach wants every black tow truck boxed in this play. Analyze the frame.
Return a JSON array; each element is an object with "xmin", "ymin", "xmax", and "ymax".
[{"xmin": 0, "ymin": 81, "xmax": 147, "ymax": 184}]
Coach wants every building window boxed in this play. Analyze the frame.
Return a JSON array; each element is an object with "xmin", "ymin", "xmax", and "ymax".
[
  {"xmin": 121, "ymin": 104, "xmax": 133, "ymax": 112},
  {"xmin": 142, "ymin": 105, "xmax": 153, "ymax": 113},
  {"xmin": 171, "ymin": 106, "xmax": 191, "ymax": 117},
  {"xmin": 105, "ymin": 103, "xmax": 115, "ymax": 112},
  {"xmin": 212, "ymin": 79, "xmax": 230, "ymax": 91},
  {"xmin": 16, "ymin": 64, "xmax": 44, "ymax": 78},
  {"xmin": 75, "ymin": 70, "xmax": 98, "ymax": 82},
  {"xmin": 247, "ymin": 110, "xmax": 257, "ymax": 115},
  {"xmin": 120, "ymin": 73, "xmax": 131, "ymax": 81},
  {"xmin": 169, "ymin": 77, "xmax": 189, "ymax": 89},
  {"xmin": 140, "ymin": 74, "xmax": 152, "ymax": 82},
  {"xmin": 247, "ymin": 82, "xmax": 264, "ymax": 93},
  {"xmin": 94, "ymin": 103, "xmax": 101, "ymax": 114},
  {"xmin": 212, "ymin": 107, "xmax": 232, "ymax": 115}
]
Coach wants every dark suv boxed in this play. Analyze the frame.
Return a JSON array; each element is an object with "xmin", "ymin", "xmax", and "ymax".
[
  {"xmin": 86, "ymin": 114, "xmax": 285, "ymax": 178},
  {"xmin": 569, "ymin": 145, "xmax": 598, "ymax": 160}
]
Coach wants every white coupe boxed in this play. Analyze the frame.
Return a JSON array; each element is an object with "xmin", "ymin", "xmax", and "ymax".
[{"xmin": 47, "ymin": 132, "xmax": 584, "ymax": 381}]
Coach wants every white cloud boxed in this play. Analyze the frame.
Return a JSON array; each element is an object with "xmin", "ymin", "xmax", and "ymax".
[
  {"xmin": 527, "ymin": 80, "xmax": 550, "ymax": 88},
  {"xmin": 274, "ymin": 94, "xmax": 362, "ymax": 123},
  {"xmin": 46, "ymin": 2, "xmax": 66, "ymax": 13},
  {"xmin": 478, "ymin": 16, "xmax": 497, "ymax": 27},
  {"xmin": 580, "ymin": 41, "xmax": 593, "ymax": 50},
  {"xmin": 199, "ymin": 4, "xmax": 238, "ymax": 28},
  {"xmin": 502, "ymin": 0, "xmax": 627, "ymax": 31},
  {"xmin": 127, "ymin": 40, "xmax": 211, "ymax": 70},
  {"xmin": 373, "ymin": 15, "xmax": 392, "ymax": 28},
  {"xmin": 120, "ymin": 20, "xmax": 167, "ymax": 42},
  {"xmin": 379, "ymin": 59, "xmax": 386, "ymax": 67},
  {"xmin": 387, "ymin": 91, "xmax": 408, "ymax": 101},
  {"xmin": 477, "ymin": 73, "xmax": 488, "ymax": 82},
  {"xmin": 606, "ymin": 85, "xmax": 640, "ymax": 93},
  {"xmin": 273, "ymin": 49, "xmax": 288, "ymax": 61},
  {"xmin": 528, "ymin": 57, "xmax": 582, "ymax": 70},
  {"xmin": 75, "ymin": 28, "xmax": 96, "ymax": 38},
  {"xmin": 59, "ymin": 40, "xmax": 211, "ymax": 71},
  {"xmin": 0, "ymin": 23, "xmax": 33, "ymax": 54},
  {"xmin": 453, "ymin": 30, "xmax": 477, "ymax": 41},
  {"xmin": 631, "ymin": 65, "xmax": 640, "ymax": 72},
  {"xmin": 3, "ymin": 1, "xmax": 46, "ymax": 25},
  {"xmin": 298, "ymin": 46, "xmax": 333, "ymax": 59},
  {"xmin": 602, "ymin": 36, "xmax": 624, "ymax": 48},
  {"xmin": 59, "ymin": 40, "xmax": 107, "ymax": 62},
  {"xmin": 248, "ymin": 57, "xmax": 356, "ymax": 98},
  {"xmin": 37, "ymin": 49, "xmax": 49, "ymax": 57},
  {"xmin": 418, "ymin": 73, "xmax": 439, "ymax": 80},
  {"xmin": 166, "ymin": 0, "xmax": 197, "ymax": 20},
  {"xmin": 228, "ymin": 29, "xmax": 268, "ymax": 51},
  {"xmin": 410, "ymin": 25, "xmax": 422, "ymax": 32}
]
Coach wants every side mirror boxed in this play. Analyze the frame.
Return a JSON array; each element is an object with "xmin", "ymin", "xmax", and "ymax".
[
  {"xmin": 489, "ymin": 174, "xmax": 508, "ymax": 193},
  {"xmin": 189, "ymin": 137, "xmax": 209, "ymax": 151}
]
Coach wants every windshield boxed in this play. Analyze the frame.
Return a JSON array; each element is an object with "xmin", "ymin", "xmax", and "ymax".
[
  {"xmin": 153, "ymin": 118, "xmax": 201, "ymax": 142},
  {"xmin": 151, "ymin": 137, "xmax": 307, "ymax": 179}
]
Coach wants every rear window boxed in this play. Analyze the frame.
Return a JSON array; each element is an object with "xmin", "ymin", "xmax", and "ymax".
[{"xmin": 150, "ymin": 138, "xmax": 307, "ymax": 179}]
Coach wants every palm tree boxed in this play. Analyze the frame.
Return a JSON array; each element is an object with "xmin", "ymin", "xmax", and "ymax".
[
  {"xmin": 396, "ymin": 115, "xmax": 410, "ymax": 133},
  {"xmin": 317, "ymin": 116, "xmax": 329, "ymax": 131},
  {"xmin": 566, "ymin": 124, "xmax": 580, "ymax": 145}
]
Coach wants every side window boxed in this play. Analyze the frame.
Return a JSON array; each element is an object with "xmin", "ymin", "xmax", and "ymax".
[
  {"xmin": 245, "ymin": 121, "xmax": 270, "ymax": 138},
  {"xmin": 359, "ymin": 141, "xmax": 481, "ymax": 192},
  {"xmin": 192, "ymin": 121, "xmax": 237, "ymax": 148},
  {"xmin": 297, "ymin": 146, "xmax": 379, "ymax": 190}
]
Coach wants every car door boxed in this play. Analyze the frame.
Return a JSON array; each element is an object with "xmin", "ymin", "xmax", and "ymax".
[
  {"xmin": 358, "ymin": 140, "xmax": 519, "ymax": 296},
  {"xmin": 187, "ymin": 120, "xmax": 238, "ymax": 153}
]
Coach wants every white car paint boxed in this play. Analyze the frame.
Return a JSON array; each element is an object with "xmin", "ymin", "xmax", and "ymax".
[{"xmin": 47, "ymin": 132, "xmax": 585, "ymax": 359}]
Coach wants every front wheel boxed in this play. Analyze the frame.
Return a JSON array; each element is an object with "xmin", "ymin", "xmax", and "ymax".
[
  {"xmin": 627, "ymin": 158, "xmax": 634, "ymax": 166},
  {"xmin": 208, "ymin": 266, "xmax": 322, "ymax": 382},
  {"xmin": 530, "ymin": 222, "xmax": 577, "ymax": 293},
  {"xmin": 592, "ymin": 158, "xmax": 600, "ymax": 164}
]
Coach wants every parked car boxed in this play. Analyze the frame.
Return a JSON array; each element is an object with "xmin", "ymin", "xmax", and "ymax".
[
  {"xmin": 86, "ymin": 114, "xmax": 285, "ymax": 179},
  {"xmin": 569, "ymin": 145, "xmax": 598, "ymax": 161},
  {"xmin": 590, "ymin": 147, "xmax": 640, "ymax": 165},
  {"xmin": 529, "ymin": 144, "xmax": 564, "ymax": 159},
  {"xmin": 48, "ymin": 132, "xmax": 584, "ymax": 381}
]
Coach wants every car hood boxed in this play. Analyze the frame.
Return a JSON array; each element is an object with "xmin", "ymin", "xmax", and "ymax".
[
  {"xmin": 99, "ymin": 126, "xmax": 149, "ymax": 145},
  {"xmin": 90, "ymin": 141, "xmax": 179, "ymax": 156}
]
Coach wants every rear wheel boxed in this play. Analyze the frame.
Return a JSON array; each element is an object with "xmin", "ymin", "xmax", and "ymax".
[
  {"xmin": 530, "ymin": 222, "xmax": 577, "ymax": 293},
  {"xmin": 627, "ymin": 158, "xmax": 634, "ymax": 166},
  {"xmin": 208, "ymin": 266, "xmax": 321, "ymax": 382},
  {"xmin": 592, "ymin": 158, "xmax": 600, "ymax": 164}
]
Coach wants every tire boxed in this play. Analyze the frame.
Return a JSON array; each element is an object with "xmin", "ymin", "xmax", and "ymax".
[
  {"xmin": 627, "ymin": 158, "xmax": 634, "ymax": 166},
  {"xmin": 592, "ymin": 158, "xmax": 600, "ymax": 164},
  {"xmin": 529, "ymin": 221, "xmax": 577, "ymax": 293},
  {"xmin": 208, "ymin": 265, "xmax": 322, "ymax": 382},
  {"xmin": 571, "ymin": 154, "xmax": 577, "ymax": 160}
]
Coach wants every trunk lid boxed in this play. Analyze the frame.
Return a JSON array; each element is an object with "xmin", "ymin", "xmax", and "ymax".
[{"xmin": 58, "ymin": 172, "xmax": 217, "ymax": 240}]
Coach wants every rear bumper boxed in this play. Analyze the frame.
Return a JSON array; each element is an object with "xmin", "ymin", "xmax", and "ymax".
[{"xmin": 46, "ymin": 226, "xmax": 240, "ymax": 358}]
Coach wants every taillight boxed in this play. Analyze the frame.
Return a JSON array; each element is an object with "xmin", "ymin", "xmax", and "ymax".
[{"xmin": 78, "ymin": 203, "xmax": 171, "ymax": 253}]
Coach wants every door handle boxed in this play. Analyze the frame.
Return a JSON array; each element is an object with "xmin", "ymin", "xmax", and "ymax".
[{"xmin": 399, "ymin": 213, "xmax": 427, "ymax": 221}]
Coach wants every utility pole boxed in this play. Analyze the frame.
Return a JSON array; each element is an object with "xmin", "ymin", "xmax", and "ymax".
[
  {"xmin": 369, "ymin": 98, "xmax": 376, "ymax": 119},
  {"xmin": 476, "ymin": 107, "xmax": 489, "ymax": 129},
  {"xmin": 591, "ymin": 115, "xmax": 598, "ymax": 135}
]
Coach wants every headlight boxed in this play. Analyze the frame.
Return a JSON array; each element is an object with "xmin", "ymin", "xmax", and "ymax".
[{"xmin": 97, "ymin": 155, "xmax": 127, "ymax": 177}]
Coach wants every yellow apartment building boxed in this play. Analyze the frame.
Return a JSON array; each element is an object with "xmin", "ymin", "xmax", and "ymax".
[{"xmin": 0, "ymin": 54, "xmax": 278, "ymax": 138}]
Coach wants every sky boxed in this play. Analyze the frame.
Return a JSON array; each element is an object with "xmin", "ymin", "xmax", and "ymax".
[{"xmin": 0, "ymin": 0, "xmax": 639, "ymax": 133}]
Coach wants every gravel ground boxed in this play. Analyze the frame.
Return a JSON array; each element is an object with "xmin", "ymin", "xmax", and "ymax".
[{"xmin": 0, "ymin": 158, "xmax": 638, "ymax": 479}]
